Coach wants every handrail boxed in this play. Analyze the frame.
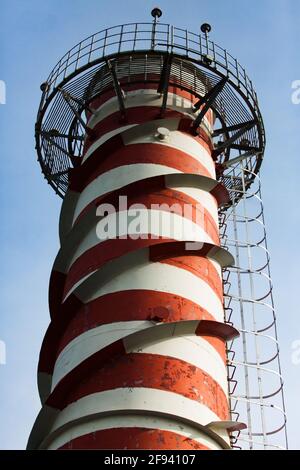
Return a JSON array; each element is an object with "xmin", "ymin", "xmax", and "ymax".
[{"xmin": 40, "ymin": 22, "xmax": 259, "ymax": 113}]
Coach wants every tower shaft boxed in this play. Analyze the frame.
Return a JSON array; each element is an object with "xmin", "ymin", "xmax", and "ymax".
[
  {"xmin": 29, "ymin": 64, "xmax": 239, "ymax": 450},
  {"xmin": 29, "ymin": 18, "xmax": 278, "ymax": 449}
]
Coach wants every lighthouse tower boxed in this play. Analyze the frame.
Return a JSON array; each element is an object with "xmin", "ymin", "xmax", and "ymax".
[{"xmin": 28, "ymin": 10, "xmax": 287, "ymax": 450}]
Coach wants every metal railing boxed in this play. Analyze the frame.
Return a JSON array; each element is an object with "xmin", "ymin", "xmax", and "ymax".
[{"xmin": 40, "ymin": 22, "xmax": 258, "ymax": 113}]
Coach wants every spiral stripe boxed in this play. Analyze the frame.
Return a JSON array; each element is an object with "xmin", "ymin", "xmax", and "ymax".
[{"xmin": 29, "ymin": 82, "xmax": 242, "ymax": 451}]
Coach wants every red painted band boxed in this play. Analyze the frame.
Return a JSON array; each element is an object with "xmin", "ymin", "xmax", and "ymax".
[
  {"xmin": 58, "ymin": 427, "xmax": 211, "ymax": 450},
  {"xmin": 75, "ymin": 188, "xmax": 219, "ymax": 243},
  {"xmin": 84, "ymin": 113, "xmax": 213, "ymax": 160},
  {"xmin": 41, "ymin": 319, "xmax": 236, "ymax": 410},
  {"xmin": 73, "ymin": 174, "xmax": 223, "ymax": 226},
  {"xmin": 49, "ymin": 240, "xmax": 224, "ymax": 316},
  {"xmin": 160, "ymin": 255, "xmax": 222, "ymax": 301},
  {"xmin": 88, "ymin": 81, "xmax": 214, "ymax": 124},
  {"xmin": 39, "ymin": 290, "xmax": 226, "ymax": 377},
  {"xmin": 70, "ymin": 142, "xmax": 214, "ymax": 193},
  {"xmin": 62, "ymin": 236, "xmax": 171, "ymax": 299},
  {"xmin": 62, "ymin": 353, "xmax": 229, "ymax": 420},
  {"xmin": 63, "ymin": 232, "xmax": 220, "ymax": 301},
  {"xmin": 84, "ymin": 107, "xmax": 185, "ymax": 153},
  {"xmin": 149, "ymin": 240, "xmax": 214, "ymax": 261}
]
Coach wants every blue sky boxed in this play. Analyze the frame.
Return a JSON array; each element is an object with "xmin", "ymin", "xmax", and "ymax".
[{"xmin": 0, "ymin": 0, "xmax": 299, "ymax": 450}]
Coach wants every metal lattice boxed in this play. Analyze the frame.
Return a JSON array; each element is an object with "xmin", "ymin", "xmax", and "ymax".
[{"xmin": 35, "ymin": 22, "xmax": 265, "ymax": 198}]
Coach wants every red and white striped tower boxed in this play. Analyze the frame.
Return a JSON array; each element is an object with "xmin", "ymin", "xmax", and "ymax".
[{"xmin": 29, "ymin": 12, "xmax": 266, "ymax": 450}]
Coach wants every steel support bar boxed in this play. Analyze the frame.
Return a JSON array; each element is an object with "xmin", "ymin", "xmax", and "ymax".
[
  {"xmin": 230, "ymin": 143, "xmax": 258, "ymax": 152},
  {"xmin": 157, "ymin": 54, "xmax": 173, "ymax": 117},
  {"xmin": 106, "ymin": 60, "xmax": 126, "ymax": 120},
  {"xmin": 41, "ymin": 131, "xmax": 74, "ymax": 158},
  {"xmin": 57, "ymin": 89, "xmax": 95, "ymax": 115},
  {"xmin": 42, "ymin": 129, "xmax": 84, "ymax": 142},
  {"xmin": 48, "ymin": 170, "xmax": 69, "ymax": 181},
  {"xmin": 222, "ymin": 150, "xmax": 257, "ymax": 168},
  {"xmin": 213, "ymin": 120, "xmax": 256, "ymax": 138},
  {"xmin": 191, "ymin": 77, "xmax": 228, "ymax": 133},
  {"xmin": 213, "ymin": 120, "xmax": 256, "ymax": 158},
  {"xmin": 59, "ymin": 88, "xmax": 94, "ymax": 136}
]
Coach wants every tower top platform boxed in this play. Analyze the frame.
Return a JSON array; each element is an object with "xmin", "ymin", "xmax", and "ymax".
[{"xmin": 35, "ymin": 18, "xmax": 265, "ymax": 198}]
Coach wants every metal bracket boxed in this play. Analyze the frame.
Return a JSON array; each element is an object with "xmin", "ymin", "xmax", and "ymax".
[
  {"xmin": 157, "ymin": 54, "xmax": 173, "ymax": 117},
  {"xmin": 222, "ymin": 150, "xmax": 259, "ymax": 168},
  {"xmin": 213, "ymin": 120, "xmax": 255, "ymax": 138},
  {"xmin": 47, "ymin": 169, "xmax": 69, "ymax": 181},
  {"xmin": 106, "ymin": 59, "xmax": 127, "ymax": 121},
  {"xmin": 213, "ymin": 119, "xmax": 256, "ymax": 158},
  {"xmin": 41, "ymin": 129, "xmax": 84, "ymax": 142},
  {"xmin": 58, "ymin": 87, "xmax": 94, "ymax": 136},
  {"xmin": 57, "ymin": 88, "xmax": 95, "ymax": 115},
  {"xmin": 40, "ymin": 130, "xmax": 81, "ymax": 168},
  {"xmin": 40, "ymin": 131, "xmax": 74, "ymax": 158},
  {"xmin": 191, "ymin": 76, "xmax": 228, "ymax": 133}
]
